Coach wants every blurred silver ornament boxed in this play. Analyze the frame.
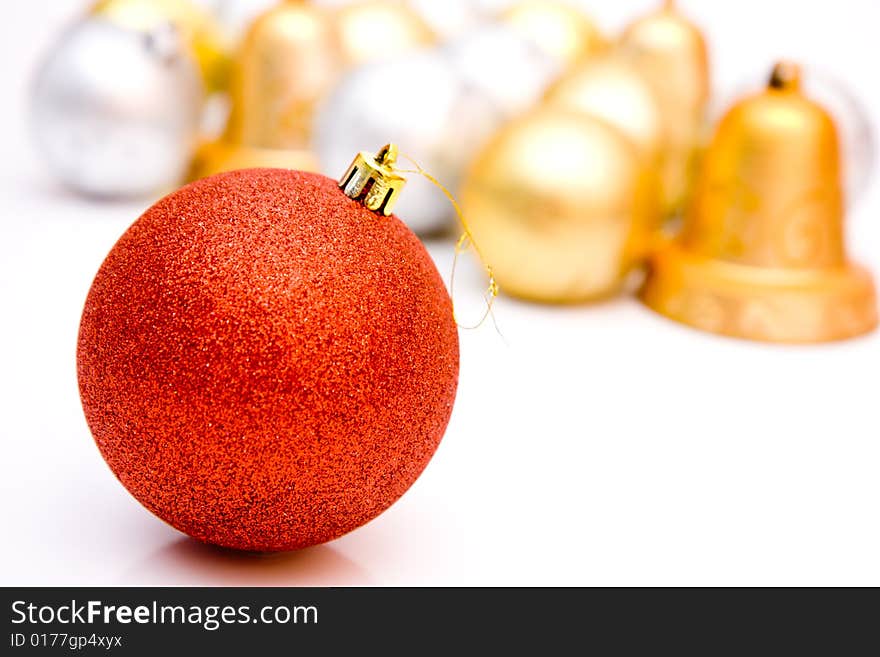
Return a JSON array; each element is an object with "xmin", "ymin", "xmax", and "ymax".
[
  {"xmin": 31, "ymin": 17, "xmax": 204, "ymax": 198},
  {"xmin": 442, "ymin": 24, "xmax": 558, "ymax": 120},
  {"xmin": 799, "ymin": 69, "xmax": 876, "ymax": 204},
  {"xmin": 314, "ymin": 25, "xmax": 557, "ymax": 233},
  {"xmin": 718, "ymin": 66, "xmax": 877, "ymax": 205}
]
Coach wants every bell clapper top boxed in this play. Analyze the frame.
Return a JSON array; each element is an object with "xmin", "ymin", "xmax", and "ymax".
[{"xmin": 768, "ymin": 60, "xmax": 802, "ymax": 91}]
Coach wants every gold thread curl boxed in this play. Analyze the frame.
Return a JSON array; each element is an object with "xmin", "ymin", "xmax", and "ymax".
[{"xmin": 393, "ymin": 154, "xmax": 499, "ymax": 332}]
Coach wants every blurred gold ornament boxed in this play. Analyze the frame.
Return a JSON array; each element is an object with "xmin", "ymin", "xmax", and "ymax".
[
  {"xmin": 226, "ymin": 1, "xmax": 338, "ymax": 151},
  {"xmin": 192, "ymin": 0, "xmax": 436, "ymax": 180},
  {"xmin": 641, "ymin": 62, "xmax": 877, "ymax": 343},
  {"xmin": 619, "ymin": 0, "xmax": 709, "ymax": 215},
  {"xmin": 190, "ymin": 138, "xmax": 320, "ymax": 179},
  {"xmin": 335, "ymin": 0, "xmax": 435, "ymax": 67},
  {"xmin": 543, "ymin": 53, "xmax": 664, "ymax": 176},
  {"xmin": 461, "ymin": 107, "xmax": 660, "ymax": 303},
  {"xmin": 500, "ymin": 0, "xmax": 606, "ymax": 68},
  {"xmin": 91, "ymin": 0, "xmax": 230, "ymax": 92},
  {"xmin": 191, "ymin": 0, "xmax": 335, "ymax": 178}
]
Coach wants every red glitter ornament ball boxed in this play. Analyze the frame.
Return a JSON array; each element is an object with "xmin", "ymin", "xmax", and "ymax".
[{"xmin": 77, "ymin": 168, "xmax": 459, "ymax": 552}]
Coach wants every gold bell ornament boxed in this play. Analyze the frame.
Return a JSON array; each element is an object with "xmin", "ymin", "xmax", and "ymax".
[
  {"xmin": 619, "ymin": 0, "xmax": 709, "ymax": 216},
  {"xmin": 461, "ymin": 107, "xmax": 660, "ymax": 303},
  {"xmin": 190, "ymin": 0, "xmax": 332, "ymax": 178},
  {"xmin": 723, "ymin": 66, "xmax": 878, "ymax": 205},
  {"xmin": 543, "ymin": 53, "xmax": 665, "ymax": 190},
  {"xmin": 91, "ymin": 0, "xmax": 230, "ymax": 93},
  {"xmin": 500, "ymin": 0, "xmax": 606, "ymax": 68},
  {"xmin": 640, "ymin": 62, "xmax": 878, "ymax": 343},
  {"xmin": 191, "ymin": 0, "xmax": 435, "ymax": 180}
]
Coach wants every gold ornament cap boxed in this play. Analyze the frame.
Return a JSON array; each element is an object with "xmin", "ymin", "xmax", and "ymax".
[
  {"xmin": 640, "ymin": 60, "xmax": 878, "ymax": 343},
  {"xmin": 339, "ymin": 144, "xmax": 406, "ymax": 215}
]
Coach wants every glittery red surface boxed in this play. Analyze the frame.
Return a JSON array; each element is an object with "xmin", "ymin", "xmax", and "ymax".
[{"xmin": 77, "ymin": 169, "xmax": 459, "ymax": 552}]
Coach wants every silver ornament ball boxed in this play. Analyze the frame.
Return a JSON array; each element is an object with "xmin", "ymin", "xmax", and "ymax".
[
  {"xmin": 314, "ymin": 25, "xmax": 557, "ymax": 234},
  {"xmin": 31, "ymin": 17, "xmax": 204, "ymax": 198},
  {"xmin": 441, "ymin": 24, "xmax": 559, "ymax": 121},
  {"xmin": 316, "ymin": 52, "xmax": 480, "ymax": 234}
]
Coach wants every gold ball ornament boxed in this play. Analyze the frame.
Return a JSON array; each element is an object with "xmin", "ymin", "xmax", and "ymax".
[
  {"xmin": 461, "ymin": 107, "xmax": 660, "ymax": 303},
  {"xmin": 543, "ymin": 53, "xmax": 664, "ymax": 177},
  {"xmin": 640, "ymin": 62, "xmax": 877, "ymax": 343},
  {"xmin": 335, "ymin": 0, "xmax": 436, "ymax": 67},
  {"xmin": 91, "ymin": 0, "xmax": 230, "ymax": 93},
  {"xmin": 619, "ymin": 0, "xmax": 710, "ymax": 216},
  {"xmin": 500, "ymin": 0, "xmax": 606, "ymax": 68}
]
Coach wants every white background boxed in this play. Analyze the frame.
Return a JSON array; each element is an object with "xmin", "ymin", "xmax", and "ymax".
[{"xmin": 1, "ymin": 0, "xmax": 878, "ymax": 586}]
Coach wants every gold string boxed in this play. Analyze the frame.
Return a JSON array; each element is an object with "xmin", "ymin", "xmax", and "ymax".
[{"xmin": 392, "ymin": 154, "xmax": 499, "ymax": 331}]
